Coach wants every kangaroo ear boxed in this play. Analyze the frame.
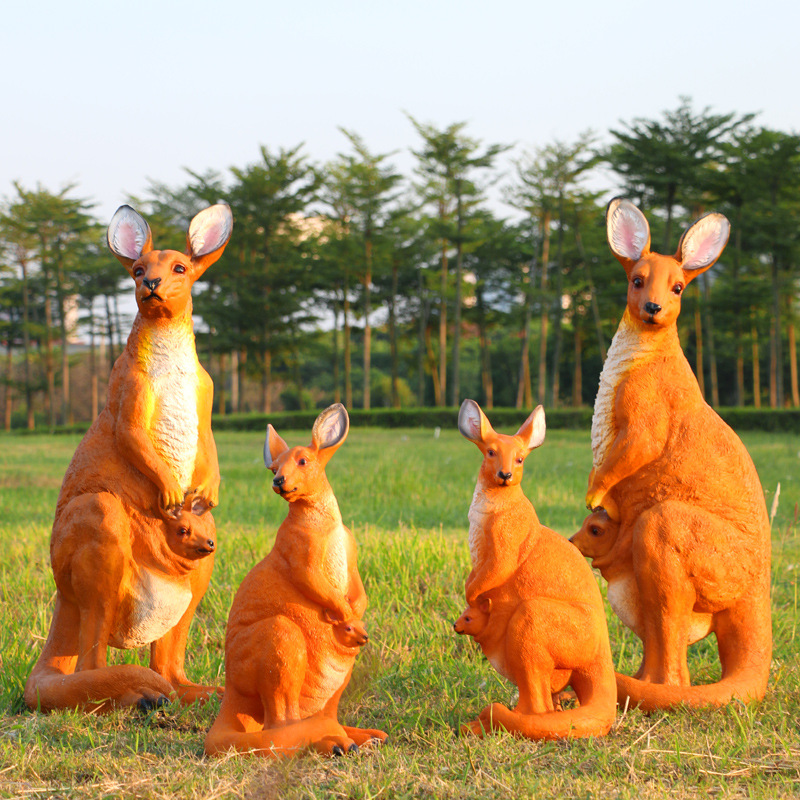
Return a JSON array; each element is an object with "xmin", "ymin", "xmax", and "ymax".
[
  {"xmin": 264, "ymin": 424, "xmax": 289, "ymax": 469},
  {"xmin": 678, "ymin": 212, "xmax": 730, "ymax": 279},
  {"xmin": 186, "ymin": 204, "xmax": 233, "ymax": 278},
  {"xmin": 479, "ymin": 597, "xmax": 493, "ymax": 614},
  {"xmin": 515, "ymin": 405, "xmax": 546, "ymax": 451},
  {"xmin": 312, "ymin": 403, "xmax": 349, "ymax": 465},
  {"xmin": 108, "ymin": 205, "xmax": 153, "ymax": 275},
  {"xmin": 606, "ymin": 198, "xmax": 650, "ymax": 275},
  {"xmin": 458, "ymin": 399, "xmax": 492, "ymax": 445}
]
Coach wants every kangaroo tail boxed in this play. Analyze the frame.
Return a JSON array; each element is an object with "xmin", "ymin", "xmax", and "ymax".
[
  {"xmin": 465, "ymin": 698, "xmax": 616, "ymax": 740},
  {"xmin": 616, "ymin": 668, "xmax": 768, "ymax": 712}
]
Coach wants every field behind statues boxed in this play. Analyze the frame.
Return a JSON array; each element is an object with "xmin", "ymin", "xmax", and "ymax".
[{"xmin": 0, "ymin": 427, "xmax": 798, "ymax": 799}]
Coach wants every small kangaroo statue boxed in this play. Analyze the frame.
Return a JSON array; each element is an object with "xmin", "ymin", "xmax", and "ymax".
[
  {"xmin": 456, "ymin": 400, "xmax": 617, "ymax": 740},
  {"xmin": 205, "ymin": 404, "xmax": 387, "ymax": 758},
  {"xmin": 25, "ymin": 204, "xmax": 232, "ymax": 712},
  {"xmin": 586, "ymin": 198, "xmax": 771, "ymax": 710}
]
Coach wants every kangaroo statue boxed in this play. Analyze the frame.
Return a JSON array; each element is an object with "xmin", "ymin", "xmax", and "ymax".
[
  {"xmin": 456, "ymin": 400, "xmax": 617, "ymax": 740},
  {"xmin": 585, "ymin": 198, "xmax": 771, "ymax": 710},
  {"xmin": 205, "ymin": 404, "xmax": 387, "ymax": 758},
  {"xmin": 25, "ymin": 204, "xmax": 232, "ymax": 712}
]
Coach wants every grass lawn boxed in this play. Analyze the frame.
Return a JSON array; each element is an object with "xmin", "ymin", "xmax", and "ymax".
[{"xmin": 0, "ymin": 425, "xmax": 798, "ymax": 799}]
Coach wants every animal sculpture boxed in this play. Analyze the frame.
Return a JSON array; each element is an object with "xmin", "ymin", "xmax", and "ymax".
[
  {"xmin": 456, "ymin": 400, "xmax": 617, "ymax": 740},
  {"xmin": 163, "ymin": 502, "xmax": 217, "ymax": 561},
  {"xmin": 25, "ymin": 203, "xmax": 232, "ymax": 713},
  {"xmin": 204, "ymin": 404, "xmax": 387, "ymax": 758},
  {"xmin": 586, "ymin": 198, "xmax": 771, "ymax": 710}
]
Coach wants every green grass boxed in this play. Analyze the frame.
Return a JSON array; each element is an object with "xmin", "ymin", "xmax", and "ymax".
[{"xmin": 0, "ymin": 426, "xmax": 798, "ymax": 798}]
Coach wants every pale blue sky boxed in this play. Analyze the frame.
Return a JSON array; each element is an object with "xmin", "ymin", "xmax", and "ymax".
[{"xmin": 2, "ymin": 0, "xmax": 798, "ymax": 221}]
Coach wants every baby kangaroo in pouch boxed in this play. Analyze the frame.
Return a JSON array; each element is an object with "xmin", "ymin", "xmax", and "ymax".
[{"xmin": 456, "ymin": 400, "xmax": 616, "ymax": 741}]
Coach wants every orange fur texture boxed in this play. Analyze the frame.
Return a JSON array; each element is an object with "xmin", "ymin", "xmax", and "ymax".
[
  {"xmin": 456, "ymin": 400, "xmax": 617, "ymax": 740},
  {"xmin": 584, "ymin": 199, "xmax": 771, "ymax": 710},
  {"xmin": 204, "ymin": 404, "xmax": 387, "ymax": 758},
  {"xmin": 25, "ymin": 204, "xmax": 232, "ymax": 713}
]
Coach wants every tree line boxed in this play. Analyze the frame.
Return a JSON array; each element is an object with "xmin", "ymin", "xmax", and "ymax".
[{"xmin": 1, "ymin": 98, "xmax": 799, "ymax": 430}]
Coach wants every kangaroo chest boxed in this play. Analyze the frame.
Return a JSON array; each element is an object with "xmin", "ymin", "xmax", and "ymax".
[
  {"xmin": 143, "ymin": 327, "xmax": 200, "ymax": 492},
  {"xmin": 323, "ymin": 522, "xmax": 349, "ymax": 593},
  {"xmin": 591, "ymin": 316, "xmax": 658, "ymax": 469},
  {"xmin": 112, "ymin": 568, "xmax": 193, "ymax": 649}
]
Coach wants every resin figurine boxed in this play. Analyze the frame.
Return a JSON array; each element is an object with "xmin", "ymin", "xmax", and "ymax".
[{"xmin": 25, "ymin": 204, "xmax": 232, "ymax": 712}]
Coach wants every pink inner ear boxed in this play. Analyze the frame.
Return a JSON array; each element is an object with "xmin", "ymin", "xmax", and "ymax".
[
  {"xmin": 116, "ymin": 222, "xmax": 144, "ymax": 260},
  {"xmin": 683, "ymin": 222, "xmax": 727, "ymax": 269},
  {"xmin": 609, "ymin": 206, "xmax": 648, "ymax": 261},
  {"xmin": 469, "ymin": 418, "xmax": 481, "ymax": 438}
]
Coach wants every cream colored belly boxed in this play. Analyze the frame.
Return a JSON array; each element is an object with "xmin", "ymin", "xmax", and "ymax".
[
  {"xmin": 607, "ymin": 575, "xmax": 713, "ymax": 645},
  {"xmin": 111, "ymin": 570, "xmax": 193, "ymax": 649}
]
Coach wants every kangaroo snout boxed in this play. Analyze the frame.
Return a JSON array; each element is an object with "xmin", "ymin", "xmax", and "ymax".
[
  {"xmin": 644, "ymin": 301, "xmax": 661, "ymax": 316},
  {"xmin": 498, "ymin": 470, "xmax": 513, "ymax": 482},
  {"xmin": 143, "ymin": 276, "xmax": 162, "ymax": 292},
  {"xmin": 272, "ymin": 475, "xmax": 285, "ymax": 488}
]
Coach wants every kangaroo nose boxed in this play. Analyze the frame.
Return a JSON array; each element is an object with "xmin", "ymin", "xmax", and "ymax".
[
  {"xmin": 498, "ymin": 470, "xmax": 512, "ymax": 481},
  {"xmin": 273, "ymin": 475, "xmax": 285, "ymax": 488},
  {"xmin": 644, "ymin": 301, "xmax": 661, "ymax": 316},
  {"xmin": 143, "ymin": 277, "xmax": 161, "ymax": 291},
  {"xmin": 206, "ymin": 539, "xmax": 215, "ymax": 551}
]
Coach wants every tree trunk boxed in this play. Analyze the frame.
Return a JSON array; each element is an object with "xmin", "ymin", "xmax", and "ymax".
[
  {"xmin": 19, "ymin": 250, "xmax": 35, "ymax": 430},
  {"xmin": 217, "ymin": 352, "xmax": 227, "ymax": 416},
  {"xmin": 694, "ymin": 286, "xmax": 705, "ymax": 399},
  {"xmin": 752, "ymin": 315, "xmax": 761, "ymax": 409},
  {"xmin": 261, "ymin": 350, "xmax": 272, "ymax": 414},
  {"xmin": 476, "ymin": 285, "xmax": 493, "ymax": 409},
  {"xmin": 438, "ymin": 236, "xmax": 448, "ymax": 407},
  {"xmin": 89, "ymin": 319, "xmax": 99, "ymax": 421},
  {"xmin": 425, "ymin": 325, "xmax": 441, "ymax": 407},
  {"xmin": 417, "ymin": 270, "xmax": 428, "ymax": 407},
  {"xmin": 702, "ymin": 273, "xmax": 719, "ymax": 407},
  {"xmin": 770, "ymin": 256, "xmax": 782, "ymax": 407},
  {"xmin": 789, "ymin": 318, "xmax": 799, "ymax": 408},
  {"xmin": 733, "ymin": 207, "xmax": 745, "ymax": 406},
  {"xmin": 343, "ymin": 270, "xmax": 353, "ymax": 409},
  {"xmin": 4, "ymin": 340, "xmax": 13, "ymax": 431},
  {"xmin": 363, "ymin": 238, "xmax": 372, "ymax": 410},
  {"xmin": 516, "ymin": 260, "xmax": 533, "ymax": 410},
  {"xmin": 550, "ymin": 193, "xmax": 565, "ymax": 408},
  {"xmin": 572, "ymin": 322, "xmax": 582, "ymax": 407},
  {"xmin": 104, "ymin": 294, "xmax": 116, "ymax": 369},
  {"xmin": 537, "ymin": 210, "xmax": 551, "ymax": 406},
  {"xmin": 574, "ymin": 227, "xmax": 606, "ymax": 362},
  {"xmin": 332, "ymin": 305, "xmax": 341, "ymax": 405},
  {"xmin": 389, "ymin": 259, "xmax": 400, "ymax": 408},
  {"xmin": 451, "ymin": 183, "xmax": 463, "ymax": 406},
  {"xmin": 44, "ymin": 294, "xmax": 56, "ymax": 429},
  {"xmin": 231, "ymin": 349, "xmax": 240, "ymax": 413}
]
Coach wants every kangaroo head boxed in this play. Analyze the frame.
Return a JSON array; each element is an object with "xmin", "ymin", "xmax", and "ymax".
[
  {"xmin": 454, "ymin": 598, "xmax": 492, "ymax": 636},
  {"xmin": 458, "ymin": 399, "xmax": 545, "ymax": 488},
  {"xmin": 263, "ymin": 404, "xmax": 349, "ymax": 503},
  {"xmin": 107, "ymin": 204, "xmax": 233, "ymax": 320},
  {"xmin": 569, "ymin": 508, "xmax": 619, "ymax": 559},
  {"xmin": 606, "ymin": 198, "xmax": 729, "ymax": 329},
  {"xmin": 161, "ymin": 507, "xmax": 216, "ymax": 559},
  {"xmin": 331, "ymin": 618, "xmax": 369, "ymax": 648}
]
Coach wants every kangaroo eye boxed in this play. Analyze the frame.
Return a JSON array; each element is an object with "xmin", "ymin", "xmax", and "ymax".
[
  {"xmin": 133, "ymin": 266, "xmax": 144, "ymax": 277},
  {"xmin": 174, "ymin": 264, "xmax": 187, "ymax": 274},
  {"xmin": 486, "ymin": 449, "xmax": 495, "ymax": 458},
  {"xmin": 590, "ymin": 526, "xmax": 602, "ymax": 536},
  {"xmin": 632, "ymin": 276, "xmax": 643, "ymax": 288},
  {"xmin": 672, "ymin": 283, "xmax": 683, "ymax": 295},
  {"xmin": 179, "ymin": 527, "xmax": 189, "ymax": 536},
  {"xmin": 298, "ymin": 458, "xmax": 307, "ymax": 466},
  {"xmin": 516, "ymin": 457, "xmax": 524, "ymax": 465}
]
